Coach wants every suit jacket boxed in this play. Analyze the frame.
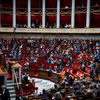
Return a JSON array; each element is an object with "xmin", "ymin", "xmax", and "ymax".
[{"xmin": 1, "ymin": 89, "xmax": 10, "ymax": 100}]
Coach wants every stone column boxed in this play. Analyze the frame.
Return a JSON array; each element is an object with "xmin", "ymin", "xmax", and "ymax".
[
  {"xmin": 13, "ymin": 0, "xmax": 16, "ymax": 28},
  {"xmin": 0, "ymin": 5, "xmax": 1, "ymax": 27},
  {"xmin": 42, "ymin": 0, "xmax": 46, "ymax": 28},
  {"xmin": 71, "ymin": 0, "xmax": 75, "ymax": 28},
  {"xmin": 28, "ymin": 0, "xmax": 31, "ymax": 28},
  {"xmin": 86, "ymin": 0, "xmax": 90, "ymax": 28},
  {"xmin": 56, "ymin": 0, "xmax": 60, "ymax": 28}
]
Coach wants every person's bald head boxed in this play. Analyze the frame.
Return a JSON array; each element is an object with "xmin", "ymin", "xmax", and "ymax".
[{"xmin": 1, "ymin": 85, "xmax": 6, "ymax": 89}]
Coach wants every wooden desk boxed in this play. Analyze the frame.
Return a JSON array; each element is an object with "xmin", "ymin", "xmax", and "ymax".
[{"xmin": 22, "ymin": 69, "xmax": 63, "ymax": 84}]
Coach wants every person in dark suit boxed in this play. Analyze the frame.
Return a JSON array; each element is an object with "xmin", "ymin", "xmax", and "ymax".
[{"xmin": 0, "ymin": 85, "xmax": 10, "ymax": 100}]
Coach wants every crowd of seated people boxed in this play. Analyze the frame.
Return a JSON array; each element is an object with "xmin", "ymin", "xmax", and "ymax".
[
  {"xmin": 0, "ymin": 38, "xmax": 100, "ymax": 71},
  {"xmin": 16, "ymin": 23, "xmax": 71, "ymax": 28},
  {"xmin": 0, "ymin": 38, "xmax": 100, "ymax": 99},
  {"xmin": 15, "ymin": 18, "xmax": 71, "ymax": 28},
  {"xmin": 36, "ymin": 72, "xmax": 100, "ymax": 100}
]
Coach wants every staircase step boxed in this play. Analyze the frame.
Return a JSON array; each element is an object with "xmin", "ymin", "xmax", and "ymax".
[
  {"xmin": 7, "ymin": 86, "xmax": 15, "ymax": 89},
  {"xmin": 9, "ymin": 90, "xmax": 16, "ymax": 93},
  {"xmin": 7, "ymin": 80, "xmax": 13, "ymax": 83},
  {"xmin": 7, "ymin": 79, "xmax": 17, "ymax": 100},
  {"xmin": 10, "ymin": 93, "xmax": 16, "ymax": 97},
  {"xmin": 11, "ymin": 98, "xmax": 15, "ymax": 100},
  {"xmin": 7, "ymin": 83, "xmax": 15, "ymax": 86}
]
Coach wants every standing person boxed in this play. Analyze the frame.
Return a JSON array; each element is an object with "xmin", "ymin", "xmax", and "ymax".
[{"xmin": 0, "ymin": 85, "xmax": 10, "ymax": 100}]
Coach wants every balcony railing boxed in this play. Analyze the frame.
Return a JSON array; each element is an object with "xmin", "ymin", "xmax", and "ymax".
[{"xmin": 0, "ymin": 27, "xmax": 100, "ymax": 34}]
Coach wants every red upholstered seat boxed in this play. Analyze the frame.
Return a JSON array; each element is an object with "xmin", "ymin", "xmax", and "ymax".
[
  {"xmin": 16, "ymin": 90, "xmax": 33, "ymax": 96},
  {"xmin": 76, "ymin": 71, "xmax": 84, "ymax": 77},
  {"xmin": 63, "ymin": 58, "xmax": 68, "ymax": 63},
  {"xmin": 38, "ymin": 56, "xmax": 47, "ymax": 62},
  {"xmin": 53, "ymin": 57, "xmax": 60, "ymax": 61},
  {"xmin": 85, "ymin": 67, "xmax": 91, "ymax": 73},
  {"xmin": 16, "ymin": 83, "xmax": 37, "ymax": 96},
  {"xmin": 29, "ymin": 62, "xmax": 40, "ymax": 69},
  {"xmin": 72, "ymin": 63, "xmax": 82, "ymax": 70}
]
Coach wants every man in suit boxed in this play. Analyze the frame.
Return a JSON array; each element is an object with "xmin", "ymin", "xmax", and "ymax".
[{"xmin": 0, "ymin": 85, "xmax": 10, "ymax": 100}]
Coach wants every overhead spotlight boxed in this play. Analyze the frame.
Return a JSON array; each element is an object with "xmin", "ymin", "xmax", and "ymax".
[
  {"xmin": 65, "ymin": 5, "xmax": 69, "ymax": 9},
  {"xmin": 95, "ymin": 3, "xmax": 98, "ymax": 6}
]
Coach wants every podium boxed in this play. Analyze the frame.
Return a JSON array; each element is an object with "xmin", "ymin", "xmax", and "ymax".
[
  {"xmin": 10, "ymin": 61, "xmax": 22, "ymax": 84},
  {"xmin": 0, "ymin": 51, "xmax": 7, "ymax": 87}
]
